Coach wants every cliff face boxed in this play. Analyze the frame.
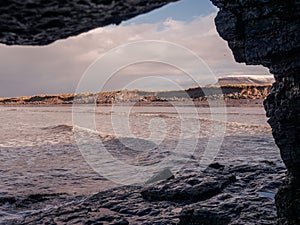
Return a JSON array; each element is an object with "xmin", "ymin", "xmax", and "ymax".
[
  {"xmin": 218, "ymin": 75, "xmax": 274, "ymax": 85},
  {"xmin": 211, "ymin": 0, "xmax": 300, "ymax": 224},
  {"xmin": 0, "ymin": 85, "xmax": 271, "ymax": 105},
  {"xmin": 0, "ymin": 0, "xmax": 178, "ymax": 45}
]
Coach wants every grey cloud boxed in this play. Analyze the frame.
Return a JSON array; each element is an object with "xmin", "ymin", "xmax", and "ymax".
[{"xmin": 0, "ymin": 13, "xmax": 269, "ymax": 97}]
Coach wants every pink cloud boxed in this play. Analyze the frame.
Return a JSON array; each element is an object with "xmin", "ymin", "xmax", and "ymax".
[{"xmin": 0, "ymin": 13, "xmax": 270, "ymax": 97}]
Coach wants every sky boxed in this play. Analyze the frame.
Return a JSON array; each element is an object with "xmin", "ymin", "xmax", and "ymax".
[{"xmin": 0, "ymin": 0, "xmax": 270, "ymax": 97}]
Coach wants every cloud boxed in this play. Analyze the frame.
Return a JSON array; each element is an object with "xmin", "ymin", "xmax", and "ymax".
[{"xmin": 0, "ymin": 13, "xmax": 270, "ymax": 97}]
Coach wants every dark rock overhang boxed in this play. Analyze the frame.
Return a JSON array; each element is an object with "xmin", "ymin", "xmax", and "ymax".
[
  {"xmin": 211, "ymin": 0, "xmax": 300, "ymax": 67},
  {"xmin": 0, "ymin": 0, "xmax": 178, "ymax": 46},
  {"xmin": 210, "ymin": 1, "xmax": 300, "ymax": 225}
]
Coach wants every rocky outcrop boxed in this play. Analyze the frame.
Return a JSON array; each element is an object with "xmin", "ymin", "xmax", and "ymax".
[
  {"xmin": 210, "ymin": 0, "xmax": 300, "ymax": 224},
  {"xmin": 0, "ymin": 0, "xmax": 178, "ymax": 45},
  {"xmin": 0, "ymin": 85, "xmax": 271, "ymax": 105},
  {"xmin": 6, "ymin": 161, "xmax": 285, "ymax": 225}
]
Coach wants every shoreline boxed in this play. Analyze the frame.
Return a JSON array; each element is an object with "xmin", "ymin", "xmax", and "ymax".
[
  {"xmin": 0, "ymin": 99, "xmax": 266, "ymax": 108},
  {"xmin": 0, "ymin": 85, "xmax": 271, "ymax": 107}
]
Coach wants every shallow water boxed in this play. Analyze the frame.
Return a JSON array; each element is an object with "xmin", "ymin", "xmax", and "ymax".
[{"xmin": 0, "ymin": 105, "xmax": 282, "ymax": 223}]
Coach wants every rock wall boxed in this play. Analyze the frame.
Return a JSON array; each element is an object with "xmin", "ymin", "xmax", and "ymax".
[
  {"xmin": 0, "ymin": 0, "xmax": 178, "ymax": 45},
  {"xmin": 210, "ymin": 0, "xmax": 300, "ymax": 224}
]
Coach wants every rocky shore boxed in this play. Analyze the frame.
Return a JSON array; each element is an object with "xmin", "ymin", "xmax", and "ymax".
[
  {"xmin": 0, "ymin": 84, "xmax": 271, "ymax": 106},
  {"xmin": 3, "ymin": 160, "xmax": 285, "ymax": 225}
]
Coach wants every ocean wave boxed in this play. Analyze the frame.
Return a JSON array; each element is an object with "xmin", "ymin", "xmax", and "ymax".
[
  {"xmin": 131, "ymin": 114, "xmax": 269, "ymax": 129},
  {"xmin": 226, "ymin": 121, "xmax": 270, "ymax": 129},
  {"xmin": 198, "ymin": 117, "xmax": 270, "ymax": 129},
  {"xmin": 42, "ymin": 124, "xmax": 118, "ymax": 137},
  {"xmin": 72, "ymin": 125, "xmax": 117, "ymax": 141},
  {"xmin": 41, "ymin": 124, "xmax": 73, "ymax": 132}
]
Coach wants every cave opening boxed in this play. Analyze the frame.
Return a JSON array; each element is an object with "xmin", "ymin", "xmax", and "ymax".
[{"xmin": 0, "ymin": 0, "xmax": 299, "ymax": 224}]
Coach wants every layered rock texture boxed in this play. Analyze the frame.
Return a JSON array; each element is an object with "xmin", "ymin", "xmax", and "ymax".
[
  {"xmin": 7, "ymin": 161, "xmax": 286, "ymax": 225},
  {"xmin": 0, "ymin": 85, "xmax": 271, "ymax": 105},
  {"xmin": 211, "ymin": 0, "xmax": 300, "ymax": 224},
  {"xmin": 0, "ymin": 0, "xmax": 178, "ymax": 45}
]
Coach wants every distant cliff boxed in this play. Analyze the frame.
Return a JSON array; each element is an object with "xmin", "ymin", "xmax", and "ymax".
[
  {"xmin": 0, "ymin": 84, "xmax": 271, "ymax": 105},
  {"xmin": 218, "ymin": 75, "xmax": 274, "ymax": 85}
]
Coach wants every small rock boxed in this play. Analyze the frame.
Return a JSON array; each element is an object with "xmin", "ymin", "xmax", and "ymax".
[{"xmin": 208, "ymin": 162, "xmax": 225, "ymax": 170}]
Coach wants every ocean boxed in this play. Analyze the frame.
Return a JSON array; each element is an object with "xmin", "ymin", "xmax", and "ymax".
[{"xmin": 0, "ymin": 105, "xmax": 284, "ymax": 224}]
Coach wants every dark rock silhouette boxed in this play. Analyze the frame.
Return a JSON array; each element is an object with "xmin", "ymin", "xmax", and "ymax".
[
  {"xmin": 211, "ymin": 0, "xmax": 300, "ymax": 224},
  {"xmin": 0, "ymin": 0, "xmax": 178, "ymax": 45}
]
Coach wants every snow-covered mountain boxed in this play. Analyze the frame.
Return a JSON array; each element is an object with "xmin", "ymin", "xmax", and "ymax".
[{"xmin": 218, "ymin": 75, "xmax": 274, "ymax": 85}]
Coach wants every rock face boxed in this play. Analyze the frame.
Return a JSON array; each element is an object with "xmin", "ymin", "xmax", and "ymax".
[
  {"xmin": 0, "ymin": 85, "xmax": 271, "ymax": 105},
  {"xmin": 0, "ymin": 0, "xmax": 178, "ymax": 45},
  {"xmin": 6, "ymin": 162, "xmax": 286, "ymax": 225},
  {"xmin": 210, "ymin": 0, "xmax": 300, "ymax": 224}
]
